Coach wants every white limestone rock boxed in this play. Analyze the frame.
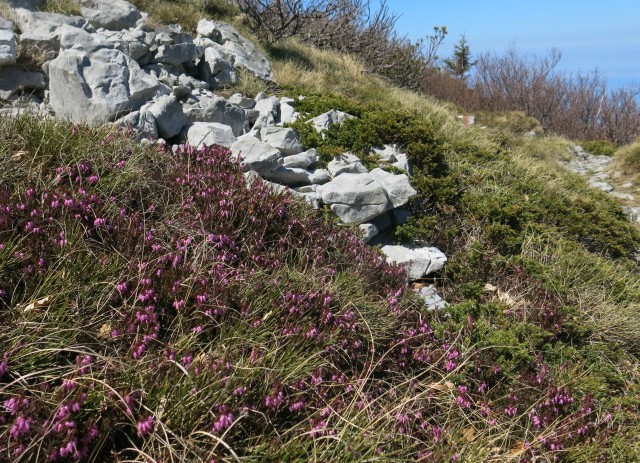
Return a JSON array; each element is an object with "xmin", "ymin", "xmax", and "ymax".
[
  {"xmin": 48, "ymin": 46, "xmax": 160, "ymax": 125},
  {"xmin": 184, "ymin": 121, "xmax": 235, "ymax": 149},
  {"xmin": 0, "ymin": 19, "xmax": 16, "ymax": 66},
  {"xmin": 14, "ymin": 9, "xmax": 94, "ymax": 59},
  {"xmin": 381, "ymin": 245, "xmax": 447, "ymax": 281},
  {"xmin": 327, "ymin": 152, "xmax": 368, "ymax": 178},
  {"xmin": 309, "ymin": 168, "xmax": 330, "ymax": 185},
  {"xmin": 80, "ymin": 0, "xmax": 142, "ymax": 31},
  {"xmin": 145, "ymin": 95, "xmax": 188, "ymax": 139},
  {"xmin": 261, "ymin": 166, "xmax": 312, "ymax": 186},
  {"xmin": 155, "ymin": 42, "xmax": 203, "ymax": 66},
  {"xmin": 282, "ymin": 149, "xmax": 319, "ymax": 169},
  {"xmin": 228, "ymin": 93, "xmax": 256, "ymax": 109},
  {"xmin": 317, "ymin": 172, "xmax": 390, "ymax": 224},
  {"xmin": 359, "ymin": 223, "xmax": 379, "ymax": 243},
  {"xmin": 369, "ymin": 168, "xmax": 416, "ymax": 208},
  {"xmin": 308, "ymin": 109, "xmax": 354, "ymax": 132},
  {"xmin": 183, "ymin": 93, "xmax": 246, "ymax": 136},
  {"xmin": 417, "ymin": 285, "xmax": 448, "ymax": 310},
  {"xmin": 260, "ymin": 126, "xmax": 302, "ymax": 156},
  {"xmin": 117, "ymin": 110, "xmax": 157, "ymax": 139},
  {"xmin": 197, "ymin": 19, "xmax": 271, "ymax": 81},
  {"xmin": 231, "ymin": 136, "xmax": 282, "ymax": 173}
]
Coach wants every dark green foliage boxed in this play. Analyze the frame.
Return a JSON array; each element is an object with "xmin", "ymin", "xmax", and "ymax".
[
  {"xmin": 580, "ymin": 139, "xmax": 618, "ymax": 156},
  {"xmin": 443, "ymin": 34, "xmax": 477, "ymax": 79},
  {"xmin": 287, "ymin": 93, "xmax": 450, "ymax": 180}
]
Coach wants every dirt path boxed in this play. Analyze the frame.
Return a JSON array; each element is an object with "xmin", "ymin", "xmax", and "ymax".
[{"xmin": 564, "ymin": 145, "xmax": 640, "ymax": 223}]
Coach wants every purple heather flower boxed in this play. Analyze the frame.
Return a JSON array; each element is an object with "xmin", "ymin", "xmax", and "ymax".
[
  {"xmin": 136, "ymin": 415, "xmax": 155, "ymax": 437},
  {"xmin": 10, "ymin": 415, "xmax": 31, "ymax": 440},
  {"xmin": 504, "ymin": 405, "xmax": 517, "ymax": 417},
  {"xmin": 212, "ymin": 413, "xmax": 234, "ymax": 433}
]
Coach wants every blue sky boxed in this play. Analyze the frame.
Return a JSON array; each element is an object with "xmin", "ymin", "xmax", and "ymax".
[{"xmin": 391, "ymin": 0, "xmax": 640, "ymax": 89}]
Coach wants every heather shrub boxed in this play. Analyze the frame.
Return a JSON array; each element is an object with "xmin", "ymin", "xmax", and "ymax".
[{"xmin": 2, "ymin": 114, "xmax": 637, "ymax": 461}]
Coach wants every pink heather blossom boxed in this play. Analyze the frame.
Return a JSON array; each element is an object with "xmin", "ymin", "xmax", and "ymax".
[
  {"xmin": 212, "ymin": 413, "xmax": 234, "ymax": 432},
  {"xmin": 10, "ymin": 415, "xmax": 31, "ymax": 440},
  {"xmin": 532, "ymin": 415, "xmax": 542, "ymax": 429},
  {"xmin": 504, "ymin": 405, "xmax": 517, "ymax": 417},
  {"xmin": 432, "ymin": 426, "xmax": 442, "ymax": 443},
  {"xmin": 290, "ymin": 401, "xmax": 305, "ymax": 412},
  {"xmin": 136, "ymin": 415, "xmax": 155, "ymax": 437},
  {"xmin": 58, "ymin": 439, "xmax": 76, "ymax": 458}
]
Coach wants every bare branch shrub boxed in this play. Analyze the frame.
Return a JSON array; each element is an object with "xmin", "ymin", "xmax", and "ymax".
[
  {"xmin": 419, "ymin": 70, "xmax": 479, "ymax": 109},
  {"xmin": 232, "ymin": 0, "xmax": 445, "ymax": 89},
  {"xmin": 419, "ymin": 46, "xmax": 640, "ymax": 144},
  {"xmin": 231, "ymin": 0, "xmax": 339, "ymax": 45}
]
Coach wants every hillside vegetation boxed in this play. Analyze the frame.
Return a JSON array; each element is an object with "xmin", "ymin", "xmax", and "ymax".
[{"xmin": 1, "ymin": 1, "xmax": 640, "ymax": 462}]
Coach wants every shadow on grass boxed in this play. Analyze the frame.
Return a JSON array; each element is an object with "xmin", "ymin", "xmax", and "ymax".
[{"xmin": 268, "ymin": 43, "xmax": 315, "ymax": 71}]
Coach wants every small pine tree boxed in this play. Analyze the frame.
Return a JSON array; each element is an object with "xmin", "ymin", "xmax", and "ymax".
[{"xmin": 444, "ymin": 34, "xmax": 477, "ymax": 79}]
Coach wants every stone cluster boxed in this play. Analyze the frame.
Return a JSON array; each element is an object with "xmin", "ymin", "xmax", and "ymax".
[{"xmin": 0, "ymin": 0, "xmax": 447, "ymax": 284}]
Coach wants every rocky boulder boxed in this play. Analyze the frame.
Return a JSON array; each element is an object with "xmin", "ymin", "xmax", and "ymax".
[
  {"xmin": 100, "ymin": 29, "xmax": 152, "ymax": 61},
  {"xmin": 155, "ymin": 42, "xmax": 203, "ymax": 66},
  {"xmin": 184, "ymin": 121, "xmax": 235, "ymax": 149},
  {"xmin": 327, "ymin": 152, "xmax": 367, "ymax": 177},
  {"xmin": 260, "ymin": 126, "xmax": 302, "ymax": 156},
  {"xmin": 118, "ymin": 110, "xmax": 157, "ymax": 139},
  {"xmin": 144, "ymin": 95, "xmax": 188, "ymax": 139},
  {"xmin": 359, "ymin": 223, "xmax": 379, "ymax": 243},
  {"xmin": 369, "ymin": 168, "xmax": 416, "ymax": 208},
  {"xmin": 231, "ymin": 136, "xmax": 282, "ymax": 173},
  {"xmin": 197, "ymin": 19, "xmax": 271, "ymax": 81},
  {"xmin": 317, "ymin": 169, "xmax": 416, "ymax": 224},
  {"xmin": 197, "ymin": 44, "xmax": 236, "ymax": 89},
  {"xmin": 183, "ymin": 93, "xmax": 245, "ymax": 136},
  {"xmin": 372, "ymin": 144, "xmax": 410, "ymax": 172},
  {"xmin": 308, "ymin": 109, "xmax": 354, "ymax": 132},
  {"xmin": 0, "ymin": 18, "xmax": 16, "ymax": 66},
  {"xmin": 380, "ymin": 245, "xmax": 447, "ymax": 281},
  {"xmin": 278, "ymin": 96, "xmax": 298, "ymax": 124},
  {"xmin": 228, "ymin": 93, "xmax": 255, "ymax": 109},
  {"xmin": 317, "ymin": 172, "xmax": 390, "ymax": 224},
  {"xmin": 261, "ymin": 166, "xmax": 313, "ymax": 186},
  {"xmin": 48, "ymin": 46, "xmax": 160, "ymax": 125},
  {"xmin": 282, "ymin": 149, "xmax": 319, "ymax": 169},
  {"xmin": 80, "ymin": 0, "xmax": 142, "ymax": 31},
  {"xmin": 416, "ymin": 285, "xmax": 448, "ymax": 310},
  {"xmin": 14, "ymin": 9, "xmax": 94, "ymax": 59}
]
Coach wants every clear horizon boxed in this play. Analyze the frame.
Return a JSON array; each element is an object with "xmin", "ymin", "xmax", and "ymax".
[{"xmin": 391, "ymin": 0, "xmax": 640, "ymax": 89}]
